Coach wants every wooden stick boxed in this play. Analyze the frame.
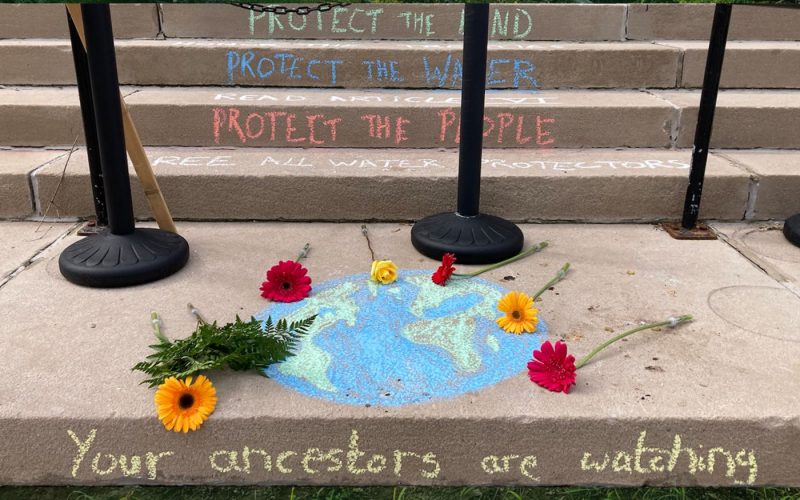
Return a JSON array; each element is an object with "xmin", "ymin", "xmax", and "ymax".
[{"xmin": 66, "ymin": 4, "xmax": 177, "ymax": 233}]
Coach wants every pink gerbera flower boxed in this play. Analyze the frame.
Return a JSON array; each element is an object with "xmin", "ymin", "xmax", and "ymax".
[
  {"xmin": 260, "ymin": 260, "xmax": 311, "ymax": 303},
  {"xmin": 527, "ymin": 340, "xmax": 577, "ymax": 394}
]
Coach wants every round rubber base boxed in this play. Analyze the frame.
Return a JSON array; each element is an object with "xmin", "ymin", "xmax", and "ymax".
[
  {"xmin": 410, "ymin": 212, "xmax": 524, "ymax": 264},
  {"xmin": 59, "ymin": 228, "xmax": 190, "ymax": 288},
  {"xmin": 784, "ymin": 213, "xmax": 800, "ymax": 248}
]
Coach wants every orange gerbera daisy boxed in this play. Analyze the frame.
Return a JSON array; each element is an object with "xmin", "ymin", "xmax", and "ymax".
[
  {"xmin": 496, "ymin": 291, "xmax": 538, "ymax": 334},
  {"xmin": 155, "ymin": 375, "xmax": 217, "ymax": 433}
]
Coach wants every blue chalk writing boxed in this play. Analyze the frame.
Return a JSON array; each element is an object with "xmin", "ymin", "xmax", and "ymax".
[
  {"xmin": 487, "ymin": 58, "xmax": 511, "ymax": 86},
  {"xmin": 423, "ymin": 54, "xmax": 536, "ymax": 89},
  {"xmin": 362, "ymin": 59, "xmax": 404, "ymax": 82},
  {"xmin": 226, "ymin": 50, "xmax": 342, "ymax": 85}
]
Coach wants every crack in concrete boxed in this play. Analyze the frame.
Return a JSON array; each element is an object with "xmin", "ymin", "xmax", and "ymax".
[
  {"xmin": 27, "ymin": 151, "xmax": 72, "ymax": 217},
  {"xmin": 642, "ymin": 89, "xmax": 682, "ymax": 148},
  {"xmin": 622, "ymin": 4, "xmax": 630, "ymax": 41},
  {"xmin": 0, "ymin": 222, "xmax": 80, "ymax": 291},
  {"xmin": 155, "ymin": 3, "xmax": 167, "ymax": 40},
  {"xmin": 714, "ymin": 151, "xmax": 761, "ymax": 220}
]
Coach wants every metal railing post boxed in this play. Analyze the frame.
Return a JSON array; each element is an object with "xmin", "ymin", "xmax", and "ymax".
[{"xmin": 680, "ymin": 4, "xmax": 732, "ymax": 230}]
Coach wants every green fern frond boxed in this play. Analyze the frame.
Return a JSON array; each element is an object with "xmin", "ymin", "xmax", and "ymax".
[{"xmin": 132, "ymin": 314, "xmax": 316, "ymax": 388}]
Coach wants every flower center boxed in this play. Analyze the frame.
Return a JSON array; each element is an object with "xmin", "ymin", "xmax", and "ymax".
[
  {"xmin": 512, "ymin": 310, "xmax": 521, "ymax": 320},
  {"xmin": 281, "ymin": 281, "xmax": 291, "ymax": 290},
  {"xmin": 178, "ymin": 393, "xmax": 195, "ymax": 410}
]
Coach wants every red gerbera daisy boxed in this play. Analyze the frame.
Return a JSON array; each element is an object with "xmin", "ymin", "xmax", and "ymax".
[
  {"xmin": 260, "ymin": 260, "xmax": 311, "ymax": 303},
  {"xmin": 432, "ymin": 253, "xmax": 457, "ymax": 286},
  {"xmin": 527, "ymin": 340, "xmax": 577, "ymax": 394}
]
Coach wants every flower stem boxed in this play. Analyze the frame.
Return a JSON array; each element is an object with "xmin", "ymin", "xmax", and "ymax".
[
  {"xmin": 150, "ymin": 311, "xmax": 170, "ymax": 344},
  {"xmin": 297, "ymin": 243, "xmax": 311, "ymax": 262},
  {"xmin": 453, "ymin": 241, "xmax": 548, "ymax": 279},
  {"xmin": 532, "ymin": 263, "xmax": 571, "ymax": 301},
  {"xmin": 187, "ymin": 303, "xmax": 207, "ymax": 325},
  {"xmin": 575, "ymin": 314, "xmax": 693, "ymax": 369}
]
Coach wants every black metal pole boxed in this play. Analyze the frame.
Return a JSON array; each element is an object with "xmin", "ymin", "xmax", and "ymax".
[
  {"xmin": 59, "ymin": 4, "xmax": 189, "ymax": 288},
  {"xmin": 67, "ymin": 10, "xmax": 107, "ymax": 228},
  {"xmin": 456, "ymin": 3, "xmax": 489, "ymax": 217},
  {"xmin": 680, "ymin": 4, "xmax": 732, "ymax": 230},
  {"xmin": 410, "ymin": 3, "xmax": 523, "ymax": 264},
  {"xmin": 81, "ymin": 4, "xmax": 135, "ymax": 235}
]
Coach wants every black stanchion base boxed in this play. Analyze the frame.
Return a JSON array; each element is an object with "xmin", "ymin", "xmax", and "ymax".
[
  {"xmin": 784, "ymin": 213, "xmax": 800, "ymax": 248},
  {"xmin": 411, "ymin": 212, "xmax": 524, "ymax": 265},
  {"xmin": 59, "ymin": 228, "xmax": 190, "ymax": 288}
]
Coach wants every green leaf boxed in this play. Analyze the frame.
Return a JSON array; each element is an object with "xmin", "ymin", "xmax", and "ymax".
[{"xmin": 132, "ymin": 314, "xmax": 316, "ymax": 388}]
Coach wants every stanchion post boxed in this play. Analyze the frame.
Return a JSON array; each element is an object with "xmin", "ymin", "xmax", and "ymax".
[
  {"xmin": 58, "ymin": 4, "xmax": 190, "ymax": 288},
  {"xmin": 410, "ymin": 3, "xmax": 523, "ymax": 264},
  {"xmin": 681, "ymin": 4, "xmax": 731, "ymax": 229},
  {"xmin": 67, "ymin": 11, "xmax": 107, "ymax": 228}
]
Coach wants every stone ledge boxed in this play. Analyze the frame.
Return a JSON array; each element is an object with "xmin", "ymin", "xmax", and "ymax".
[{"xmin": 0, "ymin": 222, "xmax": 798, "ymax": 486}]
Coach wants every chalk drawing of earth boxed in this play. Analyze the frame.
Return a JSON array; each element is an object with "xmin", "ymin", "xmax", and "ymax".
[{"xmin": 257, "ymin": 270, "xmax": 547, "ymax": 406}]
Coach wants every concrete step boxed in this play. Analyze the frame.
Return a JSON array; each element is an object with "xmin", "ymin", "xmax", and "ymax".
[
  {"xmin": 3, "ymin": 87, "xmax": 800, "ymax": 150},
  {"xmin": 0, "ymin": 39, "xmax": 677, "ymax": 90},
  {"xmin": 662, "ymin": 41, "xmax": 800, "ymax": 89},
  {"xmin": 159, "ymin": 3, "xmax": 627, "ymax": 42},
  {"xmin": 4, "ymin": 4, "xmax": 798, "ymax": 43},
  {"xmin": 0, "ymin": 87, "xmax": 673, "ymax": 149},
  {"xmin": 4, "ymin": 147, "xmax": 799, "ymax": 223},
  {"xmin": 0, "ymin": 3, "xmax": 159, "ymax": 40},
  {"xmin": 0, "ymin": 220, "xmax": 798, "ymax": 486},
  {"xmin": 5, "ymin": 39, "xmax": 800, "ymax": 90},
  {"xmin": 626, "ymin": 4, "xmax": 800, "ymax": 41},
  {"xmin": 656, "ymin": 90, "xmax": 800, "ymax": 149},
  {"xmin": 157, "ymin": 3, "xmax": 800, "ymax": 42},
  {"xmin": 21, "ymin": 147, "xmax": 752, "ymax": 223}
]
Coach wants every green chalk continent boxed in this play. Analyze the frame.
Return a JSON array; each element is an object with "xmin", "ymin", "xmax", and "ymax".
[
  {"xmin": 276, "ymin": 281, "xmax": 360, "ymax": 392},
  {"xmin": 403, "ymin": 276, "xmax": 502, "ymax": 373}
]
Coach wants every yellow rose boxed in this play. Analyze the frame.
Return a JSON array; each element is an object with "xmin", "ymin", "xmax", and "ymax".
[{"xmin": 370, "ymin": 260, "xmax": 398, "ymax": 284}]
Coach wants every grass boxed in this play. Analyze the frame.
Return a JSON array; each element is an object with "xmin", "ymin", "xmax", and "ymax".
[{"xmin": 1, "ymin": 487, "xmax": 800, "ymax": 500}]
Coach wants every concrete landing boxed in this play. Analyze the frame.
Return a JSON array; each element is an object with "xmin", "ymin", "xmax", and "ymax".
[
  {"xmin": 0, "ymin": 221, "xmax": 798, "ymax": 486},
  {"xmin": 0, "ymin": 221, "xmax": 75, "ymax": 286}
]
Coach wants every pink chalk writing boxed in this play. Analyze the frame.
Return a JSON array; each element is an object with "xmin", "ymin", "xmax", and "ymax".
[
  {"xmin": 213, "ymin": 108, "xmax": 342, "ymax": 145},
  {"xmin": 437, "ymin": 108, "xmax": 555, "ymax": 147},
  {"xmin": 360, "ymin": 114, "xmax": 411, "ymax": 145}
]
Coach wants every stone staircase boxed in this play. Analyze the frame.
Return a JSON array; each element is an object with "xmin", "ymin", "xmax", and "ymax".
[
  {"xmin": 2, "ymin": 4, "xmax": 800, "ymax": 488},
  {"xmin": 0, "ymin": 3, "xmax": 799, "ymax": 224}
]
